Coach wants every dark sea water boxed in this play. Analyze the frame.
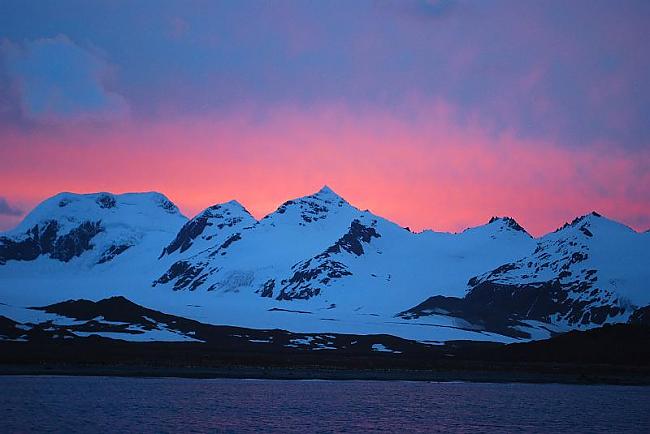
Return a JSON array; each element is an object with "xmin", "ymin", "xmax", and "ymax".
[{"xmin": 1, "ymin": 376, "xmax": 649, "ymax": 433}]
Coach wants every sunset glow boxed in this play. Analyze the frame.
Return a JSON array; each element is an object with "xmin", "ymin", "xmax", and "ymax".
[{"xmin": 1, "ymin": 1, "xmax": 649, "ymax": 236}]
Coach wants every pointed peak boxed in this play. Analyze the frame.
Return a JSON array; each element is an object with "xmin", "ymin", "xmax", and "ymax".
[
  {"xmin": 487, "ymin": 216, "xmax": 528, "ymax": 234},
  {"xmin": 488, "ymin": 216, "xmax": 507, "ymax": 224},
  {"xmin": 223, "ymin": 199, "xmax": 255, "ymax": 216},
  {"xmin": 199, "ymin": 199, "xmax": 255, "ymax": 220},
  {"xmin": 553, "ymin": 211, "xmax": 636, "ymax": 237},
  {"xmin": 312, "ymin": 185, "xmax": 345, "ymax": 200},
  {"xmin": 206, "ymin": 199, "xmax": 246, "ymax": 211},
  {"xmin": 317, "ymin": 185, "xmax": 334, "ymax": 194},
  {"xmin": 576, "ymin": 211, "xmax": 603, "ymax": 222},
  {"xmin": 286, "ymin": 185, "xmax": 349, "ymax": 205},
  {"xmin": 226, "ymin": 199, "xmax": 243, "ymax": 207},
  {"xmin": 261, "ymin": 185, "xmax": 353, "ymax": 223},
  {"xmin": 160, "ymin": 199, "xmax": 256, "ymax": 257},
  {"xmin": 555, "ymin": 211, "xmax": 603, "ymax": 233}
]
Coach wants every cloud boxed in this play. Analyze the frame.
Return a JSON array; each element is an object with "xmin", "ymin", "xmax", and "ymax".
[
  {"xmin": 0, "ymin": 35, "xmax": 128, "ymax": 123},
  {"xmin": 0, "ymin": 196, "xmax": 22, "ymax": 216},
  {"xmin": 2, "ymin": 2, "xmax": 647, "ymax": 150},
  {"xmin": 0, "ymin": 102, "xmax": 647, "ymax": 236}
]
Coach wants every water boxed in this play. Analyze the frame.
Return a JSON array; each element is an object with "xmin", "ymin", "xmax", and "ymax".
[{"xmin": 1, "ymin": 376, "xmax": 648, "ymax": 433}]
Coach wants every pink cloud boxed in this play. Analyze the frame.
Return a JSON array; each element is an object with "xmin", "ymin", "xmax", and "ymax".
[{"xmin": 0, "ymin": 102, "xmax": 648, "ymax": 236}]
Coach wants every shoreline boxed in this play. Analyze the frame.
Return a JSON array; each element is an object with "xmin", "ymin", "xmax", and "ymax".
[{"xmin": 2, "ymin": 365, "xmax": 649, "ymax": 386}]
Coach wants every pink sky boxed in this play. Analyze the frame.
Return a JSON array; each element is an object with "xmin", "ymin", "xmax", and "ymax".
[
  {"xmin": 2, "ymin": 103, "xmax": 648, "ymax": 236},
  {"xmin": 2, "ymin": 2, "xmax": 649, "ymax": 236}
]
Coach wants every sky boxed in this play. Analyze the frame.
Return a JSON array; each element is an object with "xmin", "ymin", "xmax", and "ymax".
[{"xmin": 0, "ymin": 0, "xmax": 649, "ymax": 236}]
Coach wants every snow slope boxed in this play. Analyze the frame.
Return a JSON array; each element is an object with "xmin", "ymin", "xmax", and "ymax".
[
  {"xmin": 0, "ymin": 191, "xmax": 186, "ymax": 268},
  {"xmin": 1, "ymin": 188, "xmax": 648, "ymax": 343},
  {"xmin": 400, "ymin": 212, "xmax": 650, "ymax": 337}
]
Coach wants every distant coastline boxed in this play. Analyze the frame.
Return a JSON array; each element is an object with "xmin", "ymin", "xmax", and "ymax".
[{"xmin": 2, "ymin": 364, "xmax": 649, "ymax": 386}]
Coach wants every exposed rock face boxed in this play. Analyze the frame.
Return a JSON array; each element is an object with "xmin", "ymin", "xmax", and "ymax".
[
  {"xmin": 209, "ymin": 233, "xmax": 242, "ymax": 256},
  {"xmin": 96, "ymin": 194, "xmax": 116, "ymax": 209},
  {"xmin": 0, "ymin": 191, "xmax": 185, "ymax": 267},
  {"xmin": 159, "ymin": 201, "xmax": 254, "ymax": 258},
  {"xmin": 629, "ymin": 306, "xmax": 650, "ymax": 326},
  {"xmin": 0, "ymin": 221, "xmax": 59, "ymax": 264},
  {"xmin": 276, "ymin": 219, "xmax": 380, "ymax": 301},
  {"xmin": 50, "ymin": 221, "xmax": 104, "ymax": 262},
  {"xmin": 488, "ymin": 216, "xmax": 528, "ymax": 234},
  {"xmin": 158, "ymin": 197, "xmax": 180, "ymax": 214},
  {"xmin": 159, "ymin": 217, "xmax": 211, "ymax": 257},
  {"xmin": 97, "ymin": 244, "xmax": 131, "ymax": 264},
  {"xmin": 154, "ymin": 232, "xmax": 243, "ymax": 291},
  {"xmin": 277, "ymin": 259, "xmax": 352, "ymax": 300},
  {"xmin": 264, "ymin": 185, "xmax": 348, "ymax": 226},
  {"xmin": 3, "ymin": 296, "xmax": 433, "ymax": 355},
  {"xmin": 399, "ymin": 213, "xmax": 641, "ymax": 338},
  {"xmin": 152, "ymin": 187, "xmax": 359, "ymax": 294},
  {"xmin": 323, "ymin": 219, "xmax": 381, "ymax": 256},
  {"xmin": 2, "ymin": 189, "xmax": 648, "ymax": 345},
  {"xmin": 153, "ymin": 260, "xmax": 210, "ymax": 291},
  {"xmin": 258, "ymin": 279, "xmax": 276, "ymax": 298},
  {"xmin": 0, "ymin": 220, "xmax": 103, "ymax": 264},
  {"xmin": 399, "ymin": 280, "xmax": 627, "ymax": 339}
]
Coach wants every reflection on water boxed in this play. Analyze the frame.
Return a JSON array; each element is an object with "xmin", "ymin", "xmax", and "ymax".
[{"xmin": 1, "ymin": 376, "xmax": 649, "ymax": 433}]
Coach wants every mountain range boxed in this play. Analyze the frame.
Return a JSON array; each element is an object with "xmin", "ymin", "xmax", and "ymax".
[{"xmin": 0, "ymin": 186, "xmax": 648, "ymax": 346}]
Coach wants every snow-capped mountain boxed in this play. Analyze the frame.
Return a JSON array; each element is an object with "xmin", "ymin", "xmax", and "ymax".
[
  {"xmin": 399, "ymin": 212, "xmax": 649, "ymax": 338},
  {"xmin": 0, "ymin": 187, "xmax": 648, "ymax": 344},
  {"xmin": 158, "ymin": 200, "xmax": 256, "ymax": 259},
  {"xmin": 0, "ymin": 192, "xmax": 185, "ymax": 267},
  {"xmin": 153, "ymin": 186, "xmax": 366, "ymax": 293}
]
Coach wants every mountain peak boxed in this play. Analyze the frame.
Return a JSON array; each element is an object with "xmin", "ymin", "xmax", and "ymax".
[
  {"xmin": 160, "ymin": 199, "xmax": 257, "ymax": 257},
  {"xmin": 225, "ymin": 199, "xmax": 245, "ymax": 207},
  {"xmin": 261, "ymin": 185, "xmax": 355, "ymax": 226},
  {"xmin": 1, "ymin": 191, "xmax": 187, "ymax": 266},
  {"xmin": 552, "ymin": 211, "xmax": 637, "ymax": 238},
  {"xmin": 317, "ymin": 185, "xmax": 335, "ymax": 194},
  {"xmin": 202, "ymin": 200, "xmax": 253, "ymax": 219},
  {"xmin": 487, "ymin": 216, "xmax": 528, "ymax": 234},
  {"xmin": 311, "ymin": 185, "xmax": 345, "ymax": 201},
  {"xmin": 558, "ymin": 212, "xmax": 599, "ymax": 229},
  {"xmin": 10, "ymin": 191, "xmax": 185, "ymax": 235}
]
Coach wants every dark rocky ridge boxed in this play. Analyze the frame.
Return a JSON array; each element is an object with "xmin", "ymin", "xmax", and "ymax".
[
  {"xmin": 0, "ymin": 220, "xmax": 103, "ymax": 264},
  {"xmin": 159, "ymin": 203, "xmax": 251, "ymax": 258},
  {"xmin": 1, "ymin": 296, "xmax": 649, "ymax": 384},
  {"xmin": 402, "ymin": 215, "xmax": 630, "ymax": 337},
  {"xmin": 96, "ymin": 193, "xmax": 116, "ymax": 209},
  {"xmin": 276, "ymin": 259, "xmax": 352, "ymax": 300},
  {"xmin": 153, "ymin": 261, "xmax": 211, "ymax": 291},
  {"xmin": 153, "ymin": 232, "xmax": 243, "ymax": 291},
  {"xmin": 275, "ymin": 219, "xmax": 380, "ymax": 300},
  {"xmin": 629, "ymin": 305, "xmax": 650, "ymax": 326},
  {"xmin": 0, "ymin": 221, "xmax": 59, "ymax": 264},
  {"xmin": 264, "ymin": 186, "xmax": 348, "ymax": 226},
  {"xmin": 554, "ymin": 211, "xmax": 602, "ymax": 234},
  {"xmin": 159, "ymin": 216, "xmax": 212, "ymax": 257},
  {"xmin": 399, "ymin": 280, "xmax": 627, "ymax": 339},
  {"xmin": 488, "ymin": 216, "xmax": 529, "ymax": 235},
  {"xmin": 208, "ymin": 233, "xmax": 241, "ymax": 256},
  {"xmin": 323, "ymin": 219, "xmax": 381, "ymax": 256},
  {"xmin": 18, "ymin": 296, "xmax": 421, "ymax": 354},
  {"xmin": 97, "ymin": 244, "xmax": 131, "ymax": 264}
]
